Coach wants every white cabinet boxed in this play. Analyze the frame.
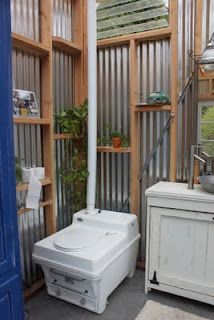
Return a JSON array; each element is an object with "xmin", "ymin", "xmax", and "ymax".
[{"xmin": 145, "ymin": 182, "xmax": 214, "ymax": 305}]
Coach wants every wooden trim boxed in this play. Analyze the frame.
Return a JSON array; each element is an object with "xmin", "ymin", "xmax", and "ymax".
[
  {"xmin": 169, "ymin": 1, "xmax": 178, "ymax": 182},
  {"xmin": 24, "ymin": 279, "xmax": 45, "ymax": 301},
  {"xmin": 97, "ymin": 147, "xmax": 132, "ymax": 153},
  {"xmin": 195, "ymin": 0, "xmax": 203, "ymax": 56},
  {"xmin": 130, "ymin": 39, "xmax": 139, "ymax": 216},
  {"xmin": 134, "ymin": 105, "xmax": 171, "ymax": 112},
  {"xmin": 13, "ymin": 117, "xmax": 50, "ymax": 125},
  {"xmin": 12, "ymin": 32, "xmax": 50, "ymax": 56},
  {"xmin": 97, "ymin": 27, "xmax": 171, "ymax": 48},
  {"xmin": 16, "ymin": 178, "xmax": 52, "ymax": 192},
  {"xmin": 18, "ymin": 200, "xmax": 52, "ymax": 215},
  {"xmin": 39, "ymin": 0, "xmax": 56, "ymax": 235},
  {"xmin": 52, "ymin": 36, "xmax": 82, "ymax": 55}
]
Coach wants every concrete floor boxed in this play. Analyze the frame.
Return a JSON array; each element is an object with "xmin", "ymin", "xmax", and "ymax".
[{"xmin": 26, "ymin": 270, "xmax": 214, "ymax": 320}]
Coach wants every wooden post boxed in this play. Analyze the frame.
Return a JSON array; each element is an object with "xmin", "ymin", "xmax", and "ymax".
[
  {"xmin": 169, "ymin": 0, "xmax": 178, "ymax": 182},
  {"xmin": 130, "ymin": 39, "xmax": 139, "ymax": 216},
  {"xmin": 195, "ymin": 0, "xmax": 203, "ymax": 56},
  {"xmin": 40, "ymin": 0, "xmax": 56, "ymax": 235}
]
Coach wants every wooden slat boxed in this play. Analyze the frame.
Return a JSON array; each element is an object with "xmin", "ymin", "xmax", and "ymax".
[
  {"xmin": 195, "ymin": 0, "xmax": 203, "ymax": 56},
  {"xmin": 24, "ymin": 279, "xmax": 45, "ymax": 301},
  {"xmin": 52, "ymin": 36, "xmax": 82, "ymax": 55},
  {"xmin": 12, "ymin": 32, "xmax": 49, "ymax": 56},
  {"xmin": 13, "ymin": 117, "xmax": 50, "ymax": 125},
  {"xmin": 97, "ymin": 146, "xmax": 132, "ymax": 153},
  {"xmin": 53, "ymin": 133, "xmax": 83, "ymax": 140},
  {"xmin": 40, "ymin": 0, "xmax": 56, "ymax": 235},
  {"xmin": 18, "ymin": 200, "xmax": 52, "ymax": 215},
  {"xmin": 16, "ymin": 178, "xmax": 52, "ymax": 192},
  {"xmin": 130, "ymin": 39, "xmax": 139, "ymax": 216},
  {"xmin": 135, "ymin": 105, "xmax": 171, "ymax": 112},
  {"xmin": 169, "ymin": 0, "xmax": 178, "ymax": 182},
  {"xmin": 97, "ymin": 27, "xmax": 171, "ymax": 47}
]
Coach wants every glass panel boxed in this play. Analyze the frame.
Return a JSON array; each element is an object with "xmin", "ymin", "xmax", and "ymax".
[
  {"xmin": 201, "ymin": 105, "xmax": 214, "ymax": 123},
  {"xmin": 201, "ymin": 140, "xmax": 214, "ymax": 156},
  {"xmin": 201, "ymin": 123, "xmax": 214, "ymax": 140}
]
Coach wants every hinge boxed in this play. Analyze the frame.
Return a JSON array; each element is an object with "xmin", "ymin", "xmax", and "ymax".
[{"xmin": 150, "ymin": 271, "xmax": 159, "ymax": 285}]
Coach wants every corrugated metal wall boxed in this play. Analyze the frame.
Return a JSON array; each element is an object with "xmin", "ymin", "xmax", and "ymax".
[
  {"xmin": 137, "ymin": 39, "xmax": 171, "ymax": 258},
  {"xmin": 11, "ymin": 0, "xmax": 44, "ymax": 289},
  {"xmin": 53, "ymin": 50, "xmax": 75, "ymax": 230},
  {"xmin": 52, "ymin": 0, "xmax": 75, "ymax": 231},
  {"xmin": 97, "ymin": 45, "xmax": 130, "ymax": 211}
]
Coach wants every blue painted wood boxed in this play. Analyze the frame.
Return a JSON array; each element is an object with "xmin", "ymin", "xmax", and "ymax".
[{"xmin": 0, "ymin": 0, "xmax": 24, "ymax": 319}]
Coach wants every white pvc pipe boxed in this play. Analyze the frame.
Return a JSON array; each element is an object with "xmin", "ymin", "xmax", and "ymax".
[{"xmin": 87, "ymin": 0, "xmax": 97, "ymax": 211}]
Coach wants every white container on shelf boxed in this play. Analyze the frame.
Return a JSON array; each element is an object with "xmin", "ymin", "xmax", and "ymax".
[{"xmin": 33, "ymin": 209, "xmax": 140, "ymax": 314}]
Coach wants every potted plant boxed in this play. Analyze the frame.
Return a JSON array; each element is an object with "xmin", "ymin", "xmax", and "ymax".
[{"xmin": 111, "ymin": 131, "xmax": 123, "ymax": 148}]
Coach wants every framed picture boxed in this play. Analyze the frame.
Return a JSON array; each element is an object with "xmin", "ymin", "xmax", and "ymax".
[{"xmin": 13, "ymin": 89, "xmax": 39, "ymax": 118}]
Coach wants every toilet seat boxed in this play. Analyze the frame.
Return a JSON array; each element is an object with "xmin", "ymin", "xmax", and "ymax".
[{"xmin": 54, "ymin": 228, "xmax": 103, "ymax": 252}]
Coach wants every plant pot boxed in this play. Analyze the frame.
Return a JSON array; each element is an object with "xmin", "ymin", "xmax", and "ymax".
[{"xmin": 112, "ymin": 137, "xmax": 122, "ymax": 148}]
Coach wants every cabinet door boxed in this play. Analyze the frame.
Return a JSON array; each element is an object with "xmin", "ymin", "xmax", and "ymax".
[{"xmin": 149, "ymin": 207, "xmax": 214, "ymax": 296}]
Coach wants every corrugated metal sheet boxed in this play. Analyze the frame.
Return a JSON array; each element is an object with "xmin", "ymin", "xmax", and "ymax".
[
  {"xmin": 53, "ymin": 49, "xmax": 75, "ymax": 230},
  {"xmin": 137, "ymin": 39, "xmax": 170, "ymax": 258},
  {"xmin": 97, "ymin": 45, "xmax": 130, "ymax": 211},
  {"xmin": 12, "ymin": 49, "xmax": 44, "ymax": 289},
  {"xmin": 53, "ymin": 0, "xmax": 73, "ymax": 41},
  {"xmin": 11, "ymin": 0, "xmax": 39, "ymax": 41}
]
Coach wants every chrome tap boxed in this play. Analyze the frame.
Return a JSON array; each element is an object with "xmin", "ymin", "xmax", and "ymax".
[{"xmin": 188, "ymin": 145, "xmax": 206, "ymax": 190}]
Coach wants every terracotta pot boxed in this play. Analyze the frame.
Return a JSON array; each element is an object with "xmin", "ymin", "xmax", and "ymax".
[{"xmin": 112, "ymin": 137, "xmax": 122, "ymax": 148}]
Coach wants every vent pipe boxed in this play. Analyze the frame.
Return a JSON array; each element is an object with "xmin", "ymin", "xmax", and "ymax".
[{"xmin": 87, "ymin": 0, "xmax": 97, "ymax": 211}]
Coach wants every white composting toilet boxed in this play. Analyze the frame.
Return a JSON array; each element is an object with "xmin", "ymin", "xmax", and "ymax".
[{"xmin": 33, "ymin": 209, "xmax": 140, "ymax": 313}]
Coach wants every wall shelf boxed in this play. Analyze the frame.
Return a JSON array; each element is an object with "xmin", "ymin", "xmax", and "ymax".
[
  {"xmin": 52, "ymin": 36, "xmax": 82, "ymax": 55},
  {"xmin": 13, "ymin": 118, "xmax": 51, "ymax": 125},
  {"xmin": 53, "ymin": 133, "xmax": 83, "ymax": 140},
  {"xmin": 17, "ymin": 200, "xmax": 52, "ymax": 215},
  {"xmin": 97, "ymin": 146, "xmax": 132, "ymax": 153},
  {"xmin": 16, "ymin": 178, "xmax": 52, "ymax": 192},
  {"xmin": 12, "ymin": 32, "xmax": 50, "ymax": 57},
  {"xmin": 134, "ymin": 104, "xmax": 171, "ymax": 112}
]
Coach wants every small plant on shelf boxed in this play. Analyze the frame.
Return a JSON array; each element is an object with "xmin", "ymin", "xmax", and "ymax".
[{"xmin": 98, "ymin": 124, "xmax": 129, "ymax": 149}]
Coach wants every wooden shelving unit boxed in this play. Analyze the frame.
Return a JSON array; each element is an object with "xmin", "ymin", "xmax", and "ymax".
[
  {"xmin": 13, "ymin": 118, "xmax": 50, "ymax": 125},
  {"xmin": 134, "ymin": 104, "xmax": 171, "ymax": 112},
  {"xmin": 12, "ymin": 32, "xmax": 50, "ymax": 57},
  {"xmin": 52, "ymin": 36, "xmax": 82, "ymax": 55},
  {"xmin": 97, "ymin": 146, "xmax": 132, "ymax": 153},
  {"xmin": 16, "ymin": 178, "xmax": 52, "ymax": 192}
]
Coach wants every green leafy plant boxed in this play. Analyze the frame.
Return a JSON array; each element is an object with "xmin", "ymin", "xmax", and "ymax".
[
  {"xmin": 15, "ymin": 156, "xmax": 22, "ymax": 185},
  {"xmin": 57, "ymin": 100, "xmax": 88, "ymax": 212},
  {"xmin": 98, "ymin": 123, "xmax": 129, "ymax": 148},
  {"xmin": 55, "ymin": 100, "xmax": 88, "ymax": 136}
]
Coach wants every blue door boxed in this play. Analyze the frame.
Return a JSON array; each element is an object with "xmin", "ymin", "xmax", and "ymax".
[{"xmin": 0, "ymin": 0, "xmax": 24, "ymax": 319}]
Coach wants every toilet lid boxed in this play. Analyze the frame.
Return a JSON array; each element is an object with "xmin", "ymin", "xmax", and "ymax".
[{"xmin": 54, "ymin": 229, "xmax": 102, "ymax": 252}]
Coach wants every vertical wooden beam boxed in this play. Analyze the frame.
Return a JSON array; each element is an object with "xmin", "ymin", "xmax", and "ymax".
[
  {"xmin": 40, "ymin": 0, "xmax": 56, "ymax": 235},
  {"xmin": 73, "ymin": 0, "xmax": 87, "ymax": 105},
  {"xmin": 169, "ymin": 0, "xmax": 178, "ymax": 182},
  {"xmin": 195, "ymin": 0, "xmax": 203, "ymax": 56},
  {"xmin": 130, "ymin": 39, "xmax": 139, "ymax": 216}
]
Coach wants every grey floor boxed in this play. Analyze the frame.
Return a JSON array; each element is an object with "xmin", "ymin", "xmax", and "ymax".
[{"xmin": 26, "ymin": 270, "xmax": 214, "ymax": 320}]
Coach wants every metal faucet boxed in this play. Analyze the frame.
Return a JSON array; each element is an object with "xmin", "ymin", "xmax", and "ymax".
[{"xmin": 188, "ymin": 145, "xmax": 206, "ymax": 189}]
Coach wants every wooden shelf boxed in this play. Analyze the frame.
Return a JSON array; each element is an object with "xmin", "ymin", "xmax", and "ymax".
[
  {"xmin": 97, "ymin": 146, "xmax": 132, "ymax": 153},
  {"xmin": 12, "ymin": 32, "xmax": 50, "ymax": 57},
  {"xmin": 134, "ymin": 104, "xmax": 171, "ymax": 112},
  {"xmin": 52, "ymin": 36, "xmax": 82, "ymax": 55},
  {"xmin": 16, "ymin": 178, "xmax": 52, "ymax": 192},
  {"xmin": 53, "ymin": 133, "xmax": 83, "ymax": 140},
  {"xmin": 13, "ymin": 117, "xmax": 51, "ymax": 125},
  {"xmin": 18, "ymin": 200, "xmax": 52, "ymax": 215}
]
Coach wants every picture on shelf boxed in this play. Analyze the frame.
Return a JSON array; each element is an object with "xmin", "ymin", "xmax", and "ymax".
[{"xmin": 13, "ymin": 89, "xmax": 39, "ymax": 118}]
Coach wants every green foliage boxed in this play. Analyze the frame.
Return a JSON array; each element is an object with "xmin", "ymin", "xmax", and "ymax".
[
  {"xmin": 55, "ymin": 100, "xmax": 88, "ymax": 136},
  {"xmin": 15, "ymin": 157, "xmax": 22, "ymax": 185},
  {"xmin": 201, "ymin": 106, "xmax": 214, "ymax": 155},
  {"xmin": 98, "ymin": 123, "xmax": 129, "ymax": 148},
  {"xmin": 57, "ymin": 100, "xmax": 88, "ymax": 212}
]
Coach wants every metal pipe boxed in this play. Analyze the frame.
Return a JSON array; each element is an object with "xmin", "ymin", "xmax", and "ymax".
[{"xmin": 87, "ymin": 0, "xmax": 97, "ymax": 211}]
